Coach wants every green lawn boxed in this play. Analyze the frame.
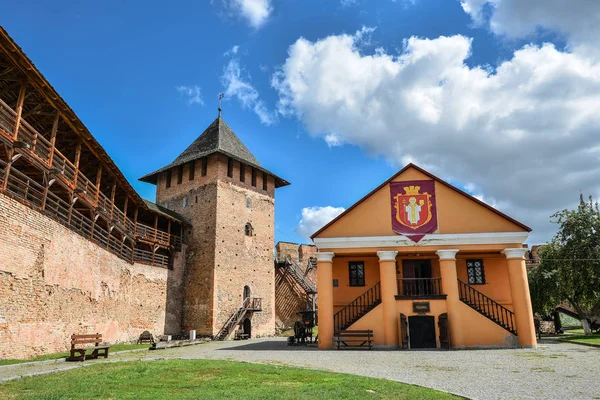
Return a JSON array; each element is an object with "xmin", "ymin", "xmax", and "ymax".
[
  {"xmin": 0, "ymin": 343, "xmax": 150, "ymax": 366},
  {"xmin": 559, "ymin": 334, "xmax": 600, "ymax": 346},
  {"xmin": 0, "ymin": 359, "xmax": 457, "ymax": 399}
]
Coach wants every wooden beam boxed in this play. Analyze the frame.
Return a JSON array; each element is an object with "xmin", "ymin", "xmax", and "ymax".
[
  {"xmin": 2, "ymin": 148, "xmax": 13, "ymax": 191},
  {"xmin": 94, "ymin": 164, "xmax": 102, "ymax": 203},
  {"xmin": 67, "ymin": 195, "xmax": 78, "ymax": 226},
  {"xmin": 109, "ymin": 181, "xmax": 116, "ymax": 218},
  {"xmin": 47, "ymin": 112, "xmax": 59, "ymax": 168},
  {"xmin": 73, "ymin": 140, "xmax": 81, "ymax": 187},
  {"xmin": 123, "ymin": 196, "xmax": 128, "ymax": 226},
  {"xmin": 90, "ymin": 210, "xmax": 96, "ymax": 239},
  {"xmin": 40, "ymin": 172, "xmax": 55, "ymax": 211},
  {"xmin": 12, "ymin": 79, "xmax": 27, "ymax": 140},
  {"xmin": 133, "ymin": 207, "xmax": 138, "ymax": 236},
  {"xmin": 153, "ymin": 215, "xmax": 158, "ymax": 241}
]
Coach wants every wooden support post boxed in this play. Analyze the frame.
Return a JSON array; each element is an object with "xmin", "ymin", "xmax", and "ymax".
[
  {"xmin": 68, "ymin": 195, "xmax": 78, "ymax": 226},
  {"xmin": 153, "ymin": 215, "xmax": 158, "ymax": 241},
  {"xmin": 123, "ymin": 196, "xmax": 128, "ymax": 226},
  {"xmin": 73, "ymin": 140, "xmax": 81, "ymax": 188},
  {"xmin": 12, "ymin": 80, "xmax": 27, "ymax": 140},
  {"xmin": 2, "ymin": 148, "xmax": 14, "ymax": 191},
  {"xmin": 109, "ymin": 181, "xmax": 116, "ymax": 218},
  {"xmin": 167, "ymin": 219, "xmax": 171, "ymax": 245},
  {"xmin": 48, "ymin": 112, "xmax": 59, "ymax": 168},
  {"xmin": 95, "ymin": 164, "xmax": 102, "ymax": 204},
  {"xmin": 90, "ymin": 211, "xmax": 97, "ymax": 239},
  {"xmin": 41, "ymin": 175, "xmax": 56, "ymax": 211},
  {"xmin": 133, "ymin": 207, "xmax": 138, "ymax": 236}
]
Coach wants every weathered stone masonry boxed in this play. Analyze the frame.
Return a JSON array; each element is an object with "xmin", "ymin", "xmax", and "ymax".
[{"xmin": 0, "ymin": 193, "xmax": 185, "ymax": 359}]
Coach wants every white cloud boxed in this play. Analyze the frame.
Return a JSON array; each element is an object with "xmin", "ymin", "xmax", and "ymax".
[
  {"xmin": 273, "ymin": 27, "xmax": 600, "ymax": 243},
  {"xmin": 224, "ymin": 45, "xmax": 240, "ymax": 57},
  {"xmin": 296, "ymin": 206, "xmax": 346, "ymax": 240},
  {"xmin": 225, "ymin": 0, "xmax": 272, "ymax": 29},
  {"xmin": 176, "ymin": 85, "xmax": 204, "ymax": 105},
  {"xmin": 221, "ymin": 59, "xmax": 276, "ymax": 125},
  {"xmin": 460, "ymin": 0, "xmax": 600, "ymax": 54}
]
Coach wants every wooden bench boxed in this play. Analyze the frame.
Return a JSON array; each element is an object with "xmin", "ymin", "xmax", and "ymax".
[
  {"xmin": 334, "ymin": 330, "xmax": 373, "ymax": 349},
  {"xmin": 138, "ymin": 331, "xmax": 155, "ymax": 344},
  {"xmin": 68, "ymin": 333, "xmax": 110, "ymax": 362},
  {"xmin": 234, "ymin": 330, "xmax": 250, "ymax": 340}
]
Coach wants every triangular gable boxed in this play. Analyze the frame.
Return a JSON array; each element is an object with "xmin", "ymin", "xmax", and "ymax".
[{"xmin": 311, "ymin": 164, "xmax": 531, "ymax": 239}]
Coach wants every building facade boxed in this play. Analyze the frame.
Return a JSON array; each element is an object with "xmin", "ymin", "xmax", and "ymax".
[{"xmin": 313, "ymin": 164, "xmax": 537, "ymax": 349}]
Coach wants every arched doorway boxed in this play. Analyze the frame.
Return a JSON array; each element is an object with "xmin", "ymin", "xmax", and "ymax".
[
  {"xmin": 243, "ymin": 318, "xmax": 252, "ymax": 338},
  {"xmin": 243, "ymin": 285, "xmax": 251, "ymax": 300}
]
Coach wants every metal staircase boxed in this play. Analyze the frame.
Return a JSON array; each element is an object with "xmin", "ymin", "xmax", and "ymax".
[
  {"xmin": 214, "ymin": 297, "xmax": 262, "ymax": 341},
  {"xmin": 277, "ymin": 255, "xmax": 317, "ymax": 311},
  {"xmin": 458, "ymin": 279, "xmax": 517, "ymax": 335},
  {"xmin": 282, "ymin": 255, "xmax": 316, "ymax": 294},
  {"xmin": 333, "ymin": 282, "xmax": 381, "ymax": 332}
]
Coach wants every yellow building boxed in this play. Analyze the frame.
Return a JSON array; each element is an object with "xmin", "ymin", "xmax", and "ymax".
[{"xmin": 312, "ymin": 164, "xmax": 536, "ymax": 349}]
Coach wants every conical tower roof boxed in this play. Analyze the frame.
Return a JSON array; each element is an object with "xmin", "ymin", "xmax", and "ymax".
[{"xmin": 139, "ymin": 117, "xmax": 289, "ymax": 187}]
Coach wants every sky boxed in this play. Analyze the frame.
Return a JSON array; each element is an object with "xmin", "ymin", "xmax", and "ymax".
[{"xmin": 2, "ymin": 0, "xmax": 600, "ymax": 245}]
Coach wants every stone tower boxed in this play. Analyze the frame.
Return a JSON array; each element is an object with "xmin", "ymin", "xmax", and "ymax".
[{"xmin": 140, "ymin": 117, "xmax": 289, "ymax": 338}]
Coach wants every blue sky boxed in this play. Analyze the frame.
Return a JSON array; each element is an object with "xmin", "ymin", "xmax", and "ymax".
[{"xmin": 3, "ymin": 0, "xmax": 600, "ymax": 245}]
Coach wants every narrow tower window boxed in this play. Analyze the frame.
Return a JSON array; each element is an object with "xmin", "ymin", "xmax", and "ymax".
[
  {"xmin": 201, "ymin": 157, "xmax": 208, "ymax": 176},
  {"xmin": 227, "ymin": 158, "xmax": 233, "ymax": 178},
  {"xmin": 189, "ymin": 160, "xmax": 195, "ymax": 181},
  {"xmin": 244, "ymin": 223, "xmax": 253, "ymax": 236},
  {"xmin": 251, "ymin": 168, "xmax": 256, "ymax": 187},
  {"xmin": 240, "ymin": 163, "xmax": 246, "ymax": 183},
  {"xmin": 262, "ymin": 172, "xmax": 268, "ymax": 191},
  {"xmin": 166, "ymin": 170, "xmax": 172, "ymax": 188},
  {"xmin": 177, "ymin": 165, "xmax": 183, "ymax": 184}
]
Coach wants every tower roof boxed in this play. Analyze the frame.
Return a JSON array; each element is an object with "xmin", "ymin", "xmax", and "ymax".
[{"xmin": 139, "ymin": 117, "xmax": 289, "ymax": 187}]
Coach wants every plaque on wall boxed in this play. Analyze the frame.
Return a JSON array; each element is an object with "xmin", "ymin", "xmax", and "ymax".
[{"xmin": 413, "ymin": 301, "xmax": 430, "ymax": 313}]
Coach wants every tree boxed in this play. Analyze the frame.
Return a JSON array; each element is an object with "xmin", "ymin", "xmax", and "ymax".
[{"xmin": 531, "ymin": 194, "xmax": 600, "ymax": 334}]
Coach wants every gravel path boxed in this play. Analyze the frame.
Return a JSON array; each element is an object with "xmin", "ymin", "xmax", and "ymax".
[{"xmin": 1, "ymin": 338, "xmax": 599, "ymax": 399}]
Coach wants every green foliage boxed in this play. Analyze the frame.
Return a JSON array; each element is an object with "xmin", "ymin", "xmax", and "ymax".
[
  {"xmin": 531, "ymin": 195, "xmax": 600, "ymax": 325},
  {"xmin": 0, "ymin": 360, "xmax": 458, "ymax": 399}
]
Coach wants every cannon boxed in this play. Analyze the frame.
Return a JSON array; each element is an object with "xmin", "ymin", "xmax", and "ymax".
[{"xmin": 287, "ymin": 311, "xmax": 317, "ymax": 345}]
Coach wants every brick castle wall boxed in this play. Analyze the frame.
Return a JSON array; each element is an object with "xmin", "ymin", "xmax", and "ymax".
[{"xmin": 0, "ymin": 193, "xmax": 185, "ymax": 359}]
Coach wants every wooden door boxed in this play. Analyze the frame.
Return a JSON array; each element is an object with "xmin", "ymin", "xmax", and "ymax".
[
  {"xmin": 438, "ymin": 313, "xmax": 450, "ymax": 349},
  {"xmin": 400, "ymin": 313, "xmax": 409, "ymax": 349}
]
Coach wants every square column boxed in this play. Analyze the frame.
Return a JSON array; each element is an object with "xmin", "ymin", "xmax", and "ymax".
[
  {"xmin": 436, "ymin": 249, "xmax": 464, "ymax": 348},
  {"xmin": 377, "ymin": 250, "xmax": 398, "ymax": 348},
  {"xmin": 503, "ymin": 248, "xmax": 537, "ymax": 347},
  {"xmin": 316, "ymin": 252, "xmax": 335, "ymax": 349}
]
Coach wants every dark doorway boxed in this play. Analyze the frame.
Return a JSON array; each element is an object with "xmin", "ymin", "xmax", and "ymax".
[
  {"xmin": 243, "ymin": 318, "xmax": 252, "ymax": 338},
  {"xmin": 408, "ymin": 316, "xmax": 436, "ymax": 349},
  {"xmin": 402, "ymin": 259, "xmax": 432, "ymax": 279},
  {"xmin": 243, "ymin": 285, "xmax": 251, "ymax": 299}
]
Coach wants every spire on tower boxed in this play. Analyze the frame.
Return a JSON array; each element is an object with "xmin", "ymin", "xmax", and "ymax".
[{"xmin": 218, "ymin": 93, "xmax": 224, "ymax": 117}]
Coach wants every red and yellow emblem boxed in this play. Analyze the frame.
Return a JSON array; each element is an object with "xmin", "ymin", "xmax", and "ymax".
[{"xmin": 393, "ymin": 185, "xmax": 433, "ymax": 230}]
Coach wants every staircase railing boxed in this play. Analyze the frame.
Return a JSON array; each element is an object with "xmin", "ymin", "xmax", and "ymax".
[
  {"xmin": 214, "ymin": 297, "xmax": 263, "ymax": 340},
  {"xmin": 397, "ymin": 278, "xmax": 442, "ymax": 297},
  {"xmin": 283, "ymin": 255, "xmax": 316, "ymax": 294},
  {"xmin": 333, "ymin": 281, "xmax": 381, "ymax": 332},
  {"xmin": 458, "ymin": 279, "xmax": 517, "ymax": 335}
]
